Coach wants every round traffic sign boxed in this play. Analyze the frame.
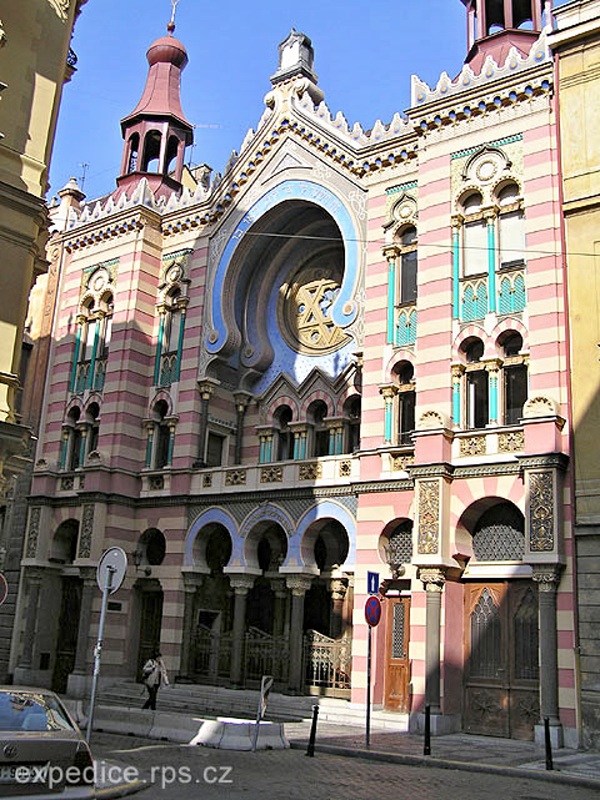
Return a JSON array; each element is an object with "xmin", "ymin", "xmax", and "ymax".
[
  {"xmin": 97, "ymin": 547, "xmax": 128, "ymax": 594},
  {"xmin": 364, "ymin": 595, "xmax": 382, "ymax": 627},
  {"xmin": 0, "ymin": 573, "xmax": 7, "ymax": 606}
]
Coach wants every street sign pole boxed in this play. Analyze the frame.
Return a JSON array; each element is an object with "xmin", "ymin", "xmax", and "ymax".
[
  {"xmin": 86, "ymin": 565, "xmax": 114, "ymax": 742},
  {"xmin": 364, "ymin": 594, "xmax": 382, "ymax": 749},
  {"xmin": 366, "ymin": 623, "xmax": 372, "ymax": 748},
  {"xmin": 86, "ymin": 546, "xmax": 128, "ymax": 743}
]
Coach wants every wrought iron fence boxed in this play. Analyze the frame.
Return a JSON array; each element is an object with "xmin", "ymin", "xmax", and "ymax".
[
  {"xmin": 244, "ymin": 628, "xmax": 289, "ymax": 684},
  {"xmin": 304, "ymin": 630, "xmax": 352, "ymax": 693},
  {"xmin": 191, "ymin": 626, "xmax": 352, "ymax": 694}
]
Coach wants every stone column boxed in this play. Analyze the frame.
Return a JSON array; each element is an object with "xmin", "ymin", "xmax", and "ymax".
[
  {"xmin": 419, "ymin": 567, "xmax": 446, "ymax": 715},
  {"xmin": 382, "ymin": 244, "xmax": 399, "ymax": 345},
  {"xmin": 229, "ymin": 575, "xmax": 255, "ymax": 688},
  {"xmin": 72, "ymin": 568, "xmax": 97, "ymax": 676},
  {"xmin": 533, "ymin": 566, "xmax": 563, "ymax": 737},
  {"xmin": 270, "ymin": 579, "xmax": 287, "ymax": 638},
  {"xmin": 330, "ymin": 578, "xmax": 348, "ymax": 639},
  {"xmin": 196, "ymin": 381, "xmax": 215, "ymax": 466},
  {"xmin": 18, "ymin": 568, "xmax": 44, "ymax": 669},
  {"xmin": 233, "ymin": 392, "xmax": 251, "ymax": 465},
  {"xmin": 485, "ymin": 360, "xmax": 502, "ymax": 426},
  {"xmin": 180, "ymin": 572, "xmax": 204, "ymax": 680},
  {"xmin": 451, "ymin": 364, "xmax": 464, "ymax": 426},
  {"xmin": 379, "ymin": 384, "xmax": 397, "ymax": 445},
  {"xmin": 286, "ymin": 575, "xmax": 313, "ymax": 694}
]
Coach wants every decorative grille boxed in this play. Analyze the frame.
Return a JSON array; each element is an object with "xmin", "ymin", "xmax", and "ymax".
[
  {"xmin": 387, "ymin": 524, "xmax": 413, "ymax": 568},
  {"xmin": 470, "ymin": 588, "xmax": 502, "ymax": 678},
  {"xmin": 472, "ymin": 504, "xmax": 524, "ymax": 561},
  {"xmin": 391, "ymin": 603, "xmax": 406, "ymax": 659},
  {"xmin": 513, "ymin": 589, "xmax": 539, "ymax": 680}
]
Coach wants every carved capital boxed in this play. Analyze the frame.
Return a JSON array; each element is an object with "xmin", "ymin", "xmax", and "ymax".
[
  {"xmin": 228, "ymin": 575, "xmax": 255, "ymax": 594},
  {"xmin": 532, "ymin": 565, "xmax": 562, "ymax": 591},
  {"xmin": 286, "ymin": 575, "xmax": 313, "ymax": 596},
  {"xmin": 418, "ymin": 567, "xmax": 446, "ymax": 591},
  {"xmin": 379, "ymin": 383, "xmax": 398, "ymax": 401},
  {"xmin": 382, "ymin": 244, "xmax": 400, "ymax": 262},
  {"xmin": 330, "ymin": 578, "xmax": 348, "ymax": 601},
  {"xmin": 182, "ymin": 571, "xmax": 205, "ymax": 592}
]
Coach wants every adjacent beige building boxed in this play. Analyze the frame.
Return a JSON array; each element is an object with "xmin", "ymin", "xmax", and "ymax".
[
  {"xmin": 550, "ymin": 0, "xmax": 600, "ymax": 749},
  {"xmin": 0, "ymin": 0, "xmax": 89, "ymax": 677}
]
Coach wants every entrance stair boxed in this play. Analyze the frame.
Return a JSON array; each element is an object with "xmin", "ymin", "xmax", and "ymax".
[{"xmin": 98, "ymin": 680, "xmax": 409, "ymax": 731}]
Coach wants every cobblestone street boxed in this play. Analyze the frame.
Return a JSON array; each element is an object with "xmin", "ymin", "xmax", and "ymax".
[{"xmin": 91, "ymin": 733, "xmax": 600, "ymax": 800}]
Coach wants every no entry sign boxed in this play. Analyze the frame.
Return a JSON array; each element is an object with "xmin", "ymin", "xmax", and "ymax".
[
  {"xmin": 0, "ymin": 573, "xmax": 7, "ymax": 607},
  {"xmin": 364, "ymin": 595, "xmax": 382, "ymax": 627}
]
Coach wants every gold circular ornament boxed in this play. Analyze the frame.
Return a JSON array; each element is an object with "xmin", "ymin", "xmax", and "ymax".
[{"xmin": 279, "ymin": 264, "xmax": 350, "ymax": 355}]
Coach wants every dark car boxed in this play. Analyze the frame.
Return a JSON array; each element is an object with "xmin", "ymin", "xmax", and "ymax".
[{"xmin": 0, "ymin": 687, "xmax": 95, "ymax": 798}]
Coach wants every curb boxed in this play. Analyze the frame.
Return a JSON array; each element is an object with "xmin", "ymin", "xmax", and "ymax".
[
  {"xmin": 288, "ymin": 741, "xmax": 600, "ymax": 791},
  {"xmin": 95, "ymin": 779, "xmax": 148, "ymax": 799}
]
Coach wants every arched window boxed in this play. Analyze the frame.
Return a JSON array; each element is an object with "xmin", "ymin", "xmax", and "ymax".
[
  {"xmin": 142, "ymin": 130, "xmax": 162, "ymax": 173},
  {"xmin": 463, "ymin": 338, "xmax": 489, "ymax": 429},
  {"xmin": 165, "ymin": 135, "xmax": 180, "ymax": 176},
  {"xmin": 343, "ymin": 396, "xmax": 361, "ymax": 454},
  {"xmin": 497, "ymin": 183, "xmax": 526, "ymax": 269},
  {"xmin": 79, "ymin": 299, "xmax": 96, "ymax": 365},
  {"xmin": 127, "ymin": 133, "xmax": 140, "ymax": 173},
  {"xmin": 394, "ymin": 362, "xmax": 415, "ymax": 445},
  {"xmin": 500, "ymin": 331, "xmax": 528, "ymax": 425},
  {"xmin": 398, "ymin": 226, "xmax": 418, "ymax": 304},
  {"xmin": 156, "ymin": 289, "xmax": 186, "ymax": 387},
  {"xmin": 86, "ymin": 402, "xmax": 100, "ymax": 457},
  {"xmin": 149, "ymin": 400, "xmax": 171, "ymax": 470},
  {"xmin": 74, "ymin": 293, "xmax": 113, "ymax": 393},
  {"xmin": 461, "ymin": 192, "xmax": 486, "ymax": 277},
  {"xmin": 64, "ymin": 407, "xmax": 82, "ymax": 471},
  {"xmin": 307, "ymin": 400, "xmax": 329, "ymax": 457},
  {"xmin": 273, "ymin": 405, "xmax": 294, "ymax": 461}
]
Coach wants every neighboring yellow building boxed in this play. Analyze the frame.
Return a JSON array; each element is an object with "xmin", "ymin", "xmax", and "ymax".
[
  {"xmin": 550, "ymin": 0, "xmax": 600, "ymax": 749},
  {"xmin": 0, "ymin": 1, "xmax": 88, "ymax": 489},
  {"xmin": 0, "ymin": 1, "xmax": 89, "ymax": 678}
]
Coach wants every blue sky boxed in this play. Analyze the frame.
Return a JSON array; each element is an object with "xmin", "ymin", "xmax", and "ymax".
[{"xmin": 49, "ymin": 0, "xmax": 569, "ymax": 202}]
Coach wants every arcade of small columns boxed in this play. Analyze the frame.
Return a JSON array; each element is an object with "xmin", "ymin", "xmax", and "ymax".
[{"xmin": 179, "ymin": 570, "xmax": 351, "ymax": 693}]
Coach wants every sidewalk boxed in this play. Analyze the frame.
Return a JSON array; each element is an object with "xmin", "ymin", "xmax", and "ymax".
[
  {"xmin": 287, "ymin": 720, "xmax": 600, "ymax": 790},
  {"xmin": 86, "ymin": 706, "xmax": 600, "ymax": 796}
]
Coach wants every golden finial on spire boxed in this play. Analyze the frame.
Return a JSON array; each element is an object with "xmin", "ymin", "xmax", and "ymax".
[{"xmin": 168, "ymin": 0, "xmax": 179, "ymax": 33}]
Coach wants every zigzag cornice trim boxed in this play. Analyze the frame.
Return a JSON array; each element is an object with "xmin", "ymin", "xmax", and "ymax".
[
  {"xmin": 63, "ymin": 206, "xmax": 160, "ymax": 252},
  {"xmin": 408, "ymin": 62, "xmax": 553, "ymax": 138},
  {"xmin": 411, "ymin": 29, "xmax": 552, "ymax": 107},
  {"xmin": 162, "ymin": 110, "xmax": 418, "ymax": 232}
]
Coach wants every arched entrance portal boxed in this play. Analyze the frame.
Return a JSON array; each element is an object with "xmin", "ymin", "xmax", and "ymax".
[
  {"xmin": 461, "ymin": 501, "xmax": 539, "ymax": 739},
  {"xmin": 302, "ymin": 519, "xmax": 353, "ymax": 697},
  {"xmin": 135, "ymin": 579, "xmax": 164, "ymax": 680},
  {"xmin": 50, "ymin": 520, "xmax": 82, "ymax": 694}
]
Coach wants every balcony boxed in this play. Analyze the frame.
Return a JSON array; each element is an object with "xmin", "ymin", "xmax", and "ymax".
[{"xmin": 190, "ymin": 454, "xmax": 360, "ymax": 494}]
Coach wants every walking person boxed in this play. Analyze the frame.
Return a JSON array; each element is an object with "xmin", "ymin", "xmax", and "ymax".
[{"xmin": 142, "ymin": 651, "xmax": 169, "ymax": 710}]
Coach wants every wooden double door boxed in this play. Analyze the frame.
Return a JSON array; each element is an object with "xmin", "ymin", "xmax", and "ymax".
[
  {"xmin": 383, "ymin": 596, "xmax": 411, "ymax": 713},
  {"xmin": 463, "ymin": 581, "xmax": 539, "ymax": 740}
]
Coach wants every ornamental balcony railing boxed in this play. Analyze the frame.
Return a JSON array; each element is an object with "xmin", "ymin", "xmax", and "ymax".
[
  {"xmin": 459, "ymin": 267, "xmax": 525, "ymax": 321},
  {"xmin": 158, "ymin": 351, "xmax": 178, "ymax": 387},
  {"xmin": 73, "ymin": 357, "xmax": 107, "ymax": 393},
  {"xmin": 190, "ymin": 453, "xmax": 359, "ymax": 494},
  {"xmin": 394, "ymin": 303, "xmax": 417, "ymax": 347}
]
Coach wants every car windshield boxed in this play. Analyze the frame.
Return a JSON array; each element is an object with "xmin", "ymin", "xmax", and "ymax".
[{"xmin": 0, "ymin": 691, "xmax": 75, "ymax": 732}]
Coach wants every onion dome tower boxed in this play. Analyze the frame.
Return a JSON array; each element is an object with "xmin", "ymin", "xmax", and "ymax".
[
  {"xmin": 115, "ymin": 8, "xmax": 193, "ymax": 200},
  {"xmin": 461, "ymin": 0, "xmax": 552, "ymax": 73}
]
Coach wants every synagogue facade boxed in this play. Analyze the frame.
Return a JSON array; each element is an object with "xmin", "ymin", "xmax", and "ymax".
[{"xmin": 14, "ymin": 0, "xmax": 580, "ymax": 746}]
